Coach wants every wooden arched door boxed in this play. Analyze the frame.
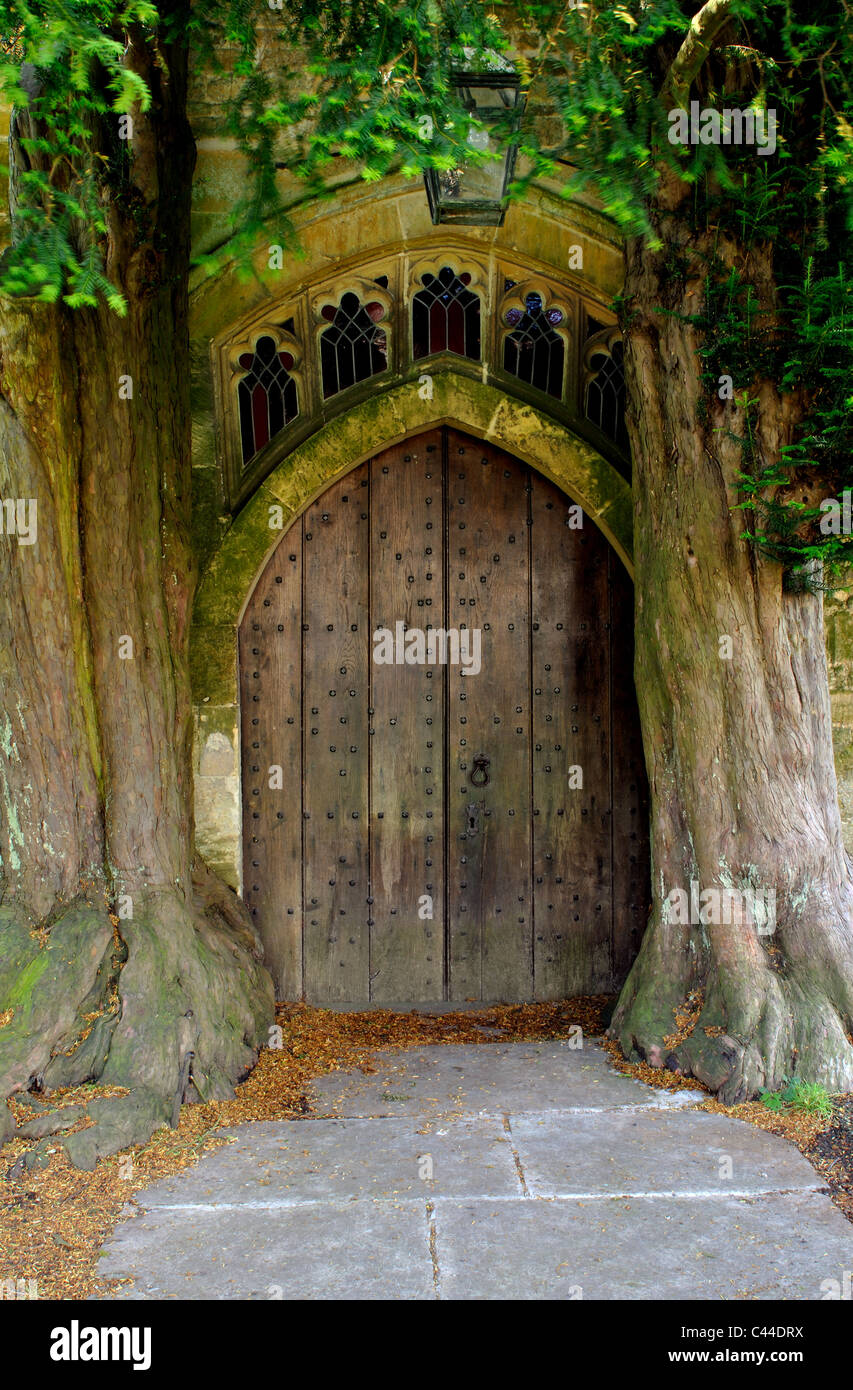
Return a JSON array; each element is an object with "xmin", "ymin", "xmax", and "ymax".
[{"xmin": 239, "ymin": 427, "xmax": 649, "ymax": 1003}]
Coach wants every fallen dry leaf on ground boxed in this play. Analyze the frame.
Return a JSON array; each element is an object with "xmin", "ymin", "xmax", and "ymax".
[{"xmin": 1, "ymin": 996, "xmax": 848, "ymax": 1299}]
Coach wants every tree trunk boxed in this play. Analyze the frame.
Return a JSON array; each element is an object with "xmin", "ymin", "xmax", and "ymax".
[
  {"xmin": 0, "ymin": 15, "xmax": 273, "ymax": 1163},
  {"xmin": 609, "ymin": 195, "xmax": 853, "ymax": 1103}
]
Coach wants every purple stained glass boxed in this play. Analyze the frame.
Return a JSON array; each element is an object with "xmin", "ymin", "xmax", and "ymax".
[{"xmin": 502, "ymin": 294, "xmax": 565, "ymax": 399}]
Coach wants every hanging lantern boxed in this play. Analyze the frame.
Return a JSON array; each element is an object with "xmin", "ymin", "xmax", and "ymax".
[{"xmin": 424, "ymin": 59, "xmax": 525, "ymax": 226}]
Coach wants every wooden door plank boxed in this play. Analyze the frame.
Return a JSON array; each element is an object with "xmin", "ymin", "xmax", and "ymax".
[
  {"xmin": 531, "ymin": 478, "xmax": 612, "ymax": 997},
  {"xmin": 609, "ymin": 552, "xmax": 651, "ymax": 984},
  {"xmin": 369, "ymin": 431, "xmax": 445, "ymax": 1001},
  {"xmin": 446, "ymin": 431, "xmax": 533, "ymax": 1001},
  {"xmin": 239, "ymin": 542, "xmax": 302, "ymax": 999},
  {"xmin": 301, "ymin": 466, "xmax": 370, "ymax": 1001}
]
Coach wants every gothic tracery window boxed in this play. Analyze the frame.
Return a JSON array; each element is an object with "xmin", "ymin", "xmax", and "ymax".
[
  {"xmin": 502, "ymin": 290, "xmax": 566, "ymax": 399},
  {"xmin": 320, "ymin": 291, "xmax": 388, "ymax": 398},
  {"xmin": 225, "ymin": 258, "xmax": 630, "ymax": 510},
  {"xmin": 237, "ymin": 333, "xmax": 299, "ymax": 466},
  {"xmin": 412, "ymin": 266, "xmax": 481, "ymax": 361},
  {"xmin": 585, "ymin": 338, "xmax": 628, "ymax": 451}
]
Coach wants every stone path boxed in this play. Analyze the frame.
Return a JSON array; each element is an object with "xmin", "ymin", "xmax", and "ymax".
[{"xmin": 96, "ymin": 1040, "xmax": 853, "ymax": 1299}]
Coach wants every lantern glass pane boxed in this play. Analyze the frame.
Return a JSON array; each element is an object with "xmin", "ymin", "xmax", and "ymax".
[
  {"xmin": 459, "ymin": 83, "xmax": 518, "ymax": 112},
  {"xmin": 425, "ymin": 70, "xmax": 521, "ymax": 223},
  {"xmin": 439, "ymin": 127, "xmax": 505, "ymax": 204}
]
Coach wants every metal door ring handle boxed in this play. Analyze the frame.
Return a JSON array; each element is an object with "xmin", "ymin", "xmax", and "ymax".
[{"xmin": 470, "ymin": 754, "xmax": 490, "ymax": 787}]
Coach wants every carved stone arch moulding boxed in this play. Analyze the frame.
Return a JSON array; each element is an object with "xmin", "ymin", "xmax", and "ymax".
[
  {"xmin": 190, "ymin": 374, "xmax": 633, "ymax": 891},
  {"xmin": 196, "ymin": 373, "xmax": 634, "ymax": 654},
  {"xmin": 582, "ymin": 322, "xmax": 622, "ymax": 371},
  {"xmin": 406, "ymin": 251, "xmax": 489, "ymax": 297}
]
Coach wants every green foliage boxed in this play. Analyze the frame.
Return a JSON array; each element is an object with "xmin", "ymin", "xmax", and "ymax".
[
  {"xmin": 0, "ymin": 0, "xmax": 851, "ymax": 585},
  {"xmin": 785, "ymin": 1079, "xmax": 835, "ymax": 1116},
  {"xmin": 734, "ymin": 261, "xmax": 853, "ymax": 583},
  {"xmin": 759, "ymin": 1085, "xmax": 786, "ymax": 1111},
  {"xmin": 760, "ymin": 1078, "xmax": 835, "ymax": 1117},
  {"xmin": 691, "ymin": 243, "xmax": 853, "ymax": 584},
  {"xmin": 511, "ymin": 0, "xmax": 690, "ymax": 243},
  {"xmin": 0, "ymin": 0, "xmax": 513, "ymax": 299},
  {"xmin": 513, "ymin": 0, "xmax": 853, "ymax": 582},
  {"xmin": 0, "ymin": 0, "xmax": 159, "ymax": 310},
  {"xmin": 673, "ymin": 156, "xmax": 853, "ymax": 584},
  {"xmin": 199, "ymin": 0, "xmax": 511, "ymax": 274}
]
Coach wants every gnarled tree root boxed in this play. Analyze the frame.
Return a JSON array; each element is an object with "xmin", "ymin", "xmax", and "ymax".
[
  {"xmin": 1, "ymin": 870, "xmax": 275, "ymax": 1168},
  {"xmin": 609, "ymin": 926, "xmax": 853, "ymax": 1105}
]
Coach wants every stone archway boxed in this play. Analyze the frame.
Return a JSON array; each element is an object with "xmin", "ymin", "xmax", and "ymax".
[
  {"xmin": 191, "ymin": 370, "xmax": 634, "ymax": 896},
  {"xmin": 237, "ymin": 424, "xmax": 649, "ymax": 1003}
]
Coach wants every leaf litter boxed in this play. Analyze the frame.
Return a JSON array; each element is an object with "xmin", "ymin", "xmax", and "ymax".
[
  {"xmin": 1, "ymin": 994, "xmax": 849, "ymax": 1300},
  {"xmin": 0, "ymin": 997, "xmax": 605, "ymax": 1299}
]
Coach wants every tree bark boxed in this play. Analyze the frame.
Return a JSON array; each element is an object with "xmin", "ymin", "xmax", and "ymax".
[
  {"xmin": 609, "ymin": 193, "xmax": 853, "ymax": 1102},
  {"xmin": 0, "ymin": 13, "xmax": 273, "ymax": 1161}
]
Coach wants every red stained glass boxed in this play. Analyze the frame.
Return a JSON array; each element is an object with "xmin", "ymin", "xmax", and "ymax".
[
  {"xmin": 412, "ymin": 267, "xmax": 480, "ymax": 362},
  {"xmin": 237, "ymin": 334, "xmax": 299, "ymax": 465},
  {"xmin": 251, "ymin": 382, "xmax": 269, "ymax": 451},
  {"xmin": 447, "ymin": 298, "xmax": 465, "ymax": 355}
]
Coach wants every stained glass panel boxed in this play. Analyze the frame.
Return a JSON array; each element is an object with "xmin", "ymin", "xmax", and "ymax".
[
  {"xmin": 503, "ymin": 291, "xmax": 565, "ymax": 398},
  {"xmin": 412, "ymin": 267, "xmax": 480, "ymax": 361},
  {"xmin": 237, "ymin": 335, "xmax": 299, "ymax": 466},
  {"xmin": 585, "ymin": 341, "xmax": 628, "ymax": 451},
  {"xmin": 320, "ymin": 291, "xmax": 388, "ymax": 398}
]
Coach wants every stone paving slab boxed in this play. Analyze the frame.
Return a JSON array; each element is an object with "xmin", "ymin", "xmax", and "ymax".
[
  {"xmin": 119, "ymin": 1117, "xmax": 519, "ymax": 1207},
  {"xmin": 98, "ymin": 1200, "xmax": 435, "ymax": 1300},
  {"xmin": 308, "ymin": 1042, "xmax": 704, "ymax": 1118},
  {"xmin": 510, "ymin": 1109, "xmax": 825, "ymax": 1198},
  {"xmin": 99, "ymin": 1186, "xmax": 853, "ymax": 1301},
  {"xmin": 94, "ymin": 1039, "xmax": 853, "ymax": 1301},
  {"xmin": 433, "ymin": 1192, "xmax": 853, "ymax": 1300}
]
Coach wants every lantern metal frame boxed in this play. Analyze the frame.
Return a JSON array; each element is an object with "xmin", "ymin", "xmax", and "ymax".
[{"xmin": 424, "ymin": 67, "xmax": 525, "ymax": 227}]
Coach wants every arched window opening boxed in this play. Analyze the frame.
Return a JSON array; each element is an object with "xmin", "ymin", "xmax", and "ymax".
[
  {"xmin": 320, "ymin": 291, "xmax": 388, "ymax": 398},
  {"xmin": 585, "ymin": 340, "xmax": 628, "ymax": 452},
  {"xmin": 502, "ymin": 291, "xmax": 565, "ymax": 399},
  {"xmin": 412, "ymin": 267, "xmax": 480, "ymax": 361},
  {"xmin": 237, "ymin": 334, "xmax": 299, "ymax": 465}
]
